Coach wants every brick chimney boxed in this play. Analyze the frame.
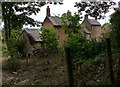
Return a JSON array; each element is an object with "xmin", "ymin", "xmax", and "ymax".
[
  {"xmin": 85, "ymin": 15, "xmax": 88, "ymax": 20},
  {"xmin": 46, "ymin": 6, "xmax": 50, "ymax": 17}
]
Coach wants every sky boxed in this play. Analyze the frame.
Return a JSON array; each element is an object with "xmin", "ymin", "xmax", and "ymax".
[
  {"xmin": 23, "ymin": 0, "xmax": 119, "ymax": 28},
  {"xmin": 0, "ymin": 0, "xmax": 119, "ymax": 29}
]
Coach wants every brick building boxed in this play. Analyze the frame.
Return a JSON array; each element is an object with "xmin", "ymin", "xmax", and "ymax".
[
  {"xmin": 19, "ymin": 29, "xmax": 43, "ymax": 56},
  {"xmin": 81, "ymin": 15, "xmax": 102, "ymax": 40},
  {"xmin": 42, "ymin": 6, "xmax": 66, "ymax": 44},
  {"xmin": 43, "ymin": 6, "xmax": 102, "ymax": 43}
]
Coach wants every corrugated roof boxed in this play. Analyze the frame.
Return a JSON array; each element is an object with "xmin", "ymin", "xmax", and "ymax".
[
  {"xmin": 87, "ymin": 19, "xmax": 101, "ymax": 26},
  {"xmin": 24, "ymin": 29, "xmax": 42, "ymax": 42},
  {"xmin": 48, "ymin": 16, "xmax": 61, "ymax": 26}
]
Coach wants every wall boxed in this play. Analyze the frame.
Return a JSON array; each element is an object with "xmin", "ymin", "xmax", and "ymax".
[
  {"xmin": 82, "ymin": 20, "xmax": 92, "ymax": 31},
  {"xmin": 19, "ymin": 31, "xmax": 32, "ymax": 56},
  {"xmin": 56, "ymin": 27, "xmax": 67, "ymax": 44},
  {"xmin": 42, "ymin": 18, "xmax": 54, "ymax": 29},
  {"xmin": 43, "ymin": 18, "xmax": 67, "ymax": 44},
  {"xmin": 91, "ymin": 25, "xmax": 102, "ymax": 39}
]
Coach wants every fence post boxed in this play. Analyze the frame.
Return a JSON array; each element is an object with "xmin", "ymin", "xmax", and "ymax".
[
  {"xmin": 106, "ymin": 38, "xmax": 114, "ymax": 84},
  {"xmin": 64, "ymin": 47, "xmax": 73, "ymax": 86}
]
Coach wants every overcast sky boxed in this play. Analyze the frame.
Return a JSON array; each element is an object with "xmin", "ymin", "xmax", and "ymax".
[
  {"xmin": 0, "ymin": 0, "xmax": 119, "ymax": 29},
  {"xmin": 23, "ymin": 0, "xmax": 119, "ymax": 28}
]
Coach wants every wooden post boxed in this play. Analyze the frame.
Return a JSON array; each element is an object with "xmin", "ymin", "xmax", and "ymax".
[
  {"xmin": 65, "ymin": 47, "xmax": 73, "ymax": 86},
  {"xmin": 106, "ymin": 38, "xmax": 114, "ymax": 84}
]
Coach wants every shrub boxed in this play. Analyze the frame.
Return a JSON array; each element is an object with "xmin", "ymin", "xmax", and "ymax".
[
  {"xmin": 63, "ymin": 32, "xmax": 105, "ymax": 60},
  {"xmin": 110, "ymin": 11, "xmax": 120, "ymax": 49},
  {"xmin": 1, "ymin": 44, "xmax": 9, "ymax": 57},
  {"xmin": 3, "ymin": 58, "xmax": 22, "ymax": 72},
  {"xmin": 42, "ymin": 28, "xmax": 58, "ymax": 53}
]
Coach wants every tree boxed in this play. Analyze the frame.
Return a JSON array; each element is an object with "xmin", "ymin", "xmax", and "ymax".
[
  {"xmin": 110, "ymin": 9, "xmax": 120, "ymax": 49},
  {"xmin": 2, "ymin": 2, "xmax": 45, "ymax": 41},
  {"xmin": 42, "ymin": 28, "xmax": 58, "ymax": 53},
  {"xmin": 74, "ymin": 1, "xmax": 116, "ymax": 19},
  {"xmin": 110, "ymin": 10, "xmax": 120, "ymax": 83},
  {"xmin": 1, "ymin": 1, "xmax": 63, "ymax": 54},
  {"xmin": 61, "ymin": 12, "xmax": 82, "ymax": 36},
  {"xmin": 101, "ymin": 23, "xmax": 111, "ymax": 38}
]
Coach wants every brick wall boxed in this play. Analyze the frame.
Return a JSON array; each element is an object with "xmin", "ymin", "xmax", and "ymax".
[
  {"xmin": 56, "ymin": 28, "xmax": 67, "ymax": 44},
  {"xmin": 19, "ymin": 31, "xmax": 32, "ymax": 56},
  {"xmin": 91, "ymin": 25, "xmax": 102, "ymax": 38},
  {"xmin": 42, "ymin": 18, "xmax": 54, "ymax": 29},
  {"xmin": 43, "ymin": 18, "xmax": 67, "ymax": 44}
]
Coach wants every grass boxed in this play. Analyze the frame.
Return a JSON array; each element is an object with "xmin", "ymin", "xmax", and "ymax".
[{"xmin": 2, "ymin": 80, "xmax": 13, "ymax": 86}]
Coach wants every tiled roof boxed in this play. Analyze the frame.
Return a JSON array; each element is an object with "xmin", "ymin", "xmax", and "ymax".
[
  {"xmin": 87, "ymin": 19, "xmax": 101, "ymax": 26},
  {"xmin": 24, "ymin": 29, "xmax": 42, "ymax": 42},
  {"xmin": 48, "ymin": 16, "xmax": 61, "ymax": 26}
]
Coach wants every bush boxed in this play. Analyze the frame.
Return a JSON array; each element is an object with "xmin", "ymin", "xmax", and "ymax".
[
  {"xmin": 63, "ymin": 32, "xmax": 105, "ymax": 60},
  {"xmin": 110, "ymin": 11, "xmax": 120, "ymax": 49},
  {"xmin": 3, "ymin": 58, "xmax": 22, "ymax": 72},
  {"xmin": 42, "ymin": 28, "xmax": 58, "ymax": 53},
  {"xmin": 1, "ymin": 44, "xmax": 9, "ymax": 57}
]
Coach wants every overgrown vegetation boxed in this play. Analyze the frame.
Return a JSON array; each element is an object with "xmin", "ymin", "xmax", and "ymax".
[
  {"xmin": 3, "ymin": 58, "xmax": 22, "ymax": 72},
  {"xmin": 42, "ymin": 28, "xmax": 58, "ymax": 53},
  {"xmin": 62, "ymin": 31, "xmax": 105, "ymax": 61},
  {"xmin": 2, "ymin": 29, "xmax": 22, "ymax": 72},
  {"xmin": 110, "ymin": 11, "xmax": 120, "ymax": 49}
]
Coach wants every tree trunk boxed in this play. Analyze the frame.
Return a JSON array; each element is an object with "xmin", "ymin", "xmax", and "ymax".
[{"xmin": 2, "ymin": 3, "xmax": 13, "ymax": 57}]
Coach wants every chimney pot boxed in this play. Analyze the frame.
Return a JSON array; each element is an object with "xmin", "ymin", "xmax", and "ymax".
[
  {"xmin": 46, "ymin": 6, "xmax": 50, "ymax": 17},
  {"xmin": 85, "ymin": 15, "xmax": 88, "ymax": 19}
]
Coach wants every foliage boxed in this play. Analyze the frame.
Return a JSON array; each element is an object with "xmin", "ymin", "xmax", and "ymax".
[
  {"xmin": 3, "ymin": 58, "xmax": 22, "ymax": 72},
  {"xmin": 61, "ymin": 12, "xmax": 82, "ymax": 36},
  {"xmin": 102, "ymin": 23, "xmax": 110, "ymax": 29},
  {"xmin": 42, "ymin": 28, "xmax": 58, "ymax": 52},
  {"xmin": 1, "ymin": 2, "xmax": 62, "ymax": 54},
  {"xmin": 63, "ymin": 32, "xmax": 106, "ymax": 60},
  {"xmin": 8, "ymin": 29, "xmax": 22, "ymax": 57},
  {"xmin": 1, "ymin": 44, "xmax": 9, "ymax": 57},
  {"xmin": 30, "ymin": 76, "xmax": 43, "ymax": 85},
  {"xmin": 110, "ymin": 11, "xmax": 120, "ymax": 49},
  {"xmin": 2, "ymin": 80, "xmax": 13, "ymax": 86},
  {"xmin": 101, "ymin": 23, "xmax": 111, "ymax": 38},
  {"xmin": 58, "ymin": 65, "xmax": 66, "ymax": 72},
  {"xmin": 75, "ymin": 1, "xmax": 116, "ymax": 19}
]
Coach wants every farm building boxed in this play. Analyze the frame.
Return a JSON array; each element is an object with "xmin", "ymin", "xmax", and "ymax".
[
  {"xmin": 81, "ymin": 15, "xmax": 102, "ymax": 40},
  {"xmin": 19, "ymin": 29, "xmax": 43, "ymax": 57},
  {"xmin": 43, "ymin": 6, "xmax": 102, "ymax": 43},
  {"xmin": 42, "ymin": 6, "xmax": 67, "ymax": 44}
]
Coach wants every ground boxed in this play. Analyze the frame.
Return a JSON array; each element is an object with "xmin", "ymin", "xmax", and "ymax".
[
  {"xmin": 2, "ymin": 54, "xmax": 67, "ymax": 86},
  {"xmin": 1, "ymin": 53, "xmax": 119, "ymax": 86}
]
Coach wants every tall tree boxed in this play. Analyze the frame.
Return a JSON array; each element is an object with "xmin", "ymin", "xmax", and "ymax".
[
  {"xmin": 74, "ymin": 1, "xmax": 116, "ymax": 19},
  {"xmin": 61, "ymin": 12, "xmax": 82, "ymax": 36},
  {"xmin": 110, "ymin": 4, "xmax": 120, "ymax": 83},
  {"xmin": 1, "ymin": 1, "xmax": 63, "ymax": 51}
]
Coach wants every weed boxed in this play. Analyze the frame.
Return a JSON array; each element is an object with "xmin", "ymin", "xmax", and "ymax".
[
  {"xmin": 30, "ymin": 76, "xmax": 43, "ymax": 85},
  {"xmin": 2, "ymin": 80, "xmax": 13, "ymax": 86},
  {"xmin": 3, "ymin": 58, "xmax": 22, "ymax": 72}
]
